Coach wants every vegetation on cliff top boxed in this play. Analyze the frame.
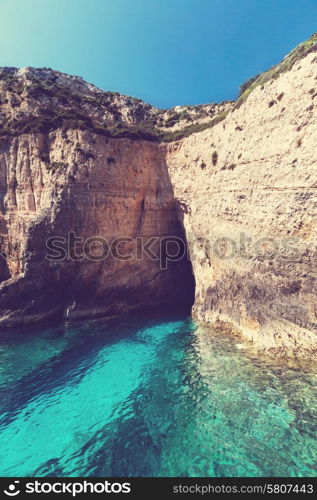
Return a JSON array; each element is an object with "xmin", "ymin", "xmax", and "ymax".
[
  {"xmin": 0, "ymin": 112, "xmax": 159, "ymax": 142},
  {"xmin": 236, "ymin": 32, "xmax": 317, "ymax": 108},
  {"xmin": 0, "ymin": 67, "xmax": 232, "ymax": 142},
  {"xmin": 0, "ymin": 33, "xmax": 316, "ymax": 142},
  {"xmin": 0, "ymin": 109, "xmax": 230, "ymax": 143}
]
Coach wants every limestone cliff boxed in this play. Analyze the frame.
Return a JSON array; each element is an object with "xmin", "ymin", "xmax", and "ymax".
[
  {"xmin": 0, "ymin": 34, "xmax": 317, "ymax": 356},
  {"xmin": 166, "ymin": 35, "xmax": 317, "ymax": 356},
  {"xmin": 0, "ymin": 131, "xmax": 195, "ymax": 325}
]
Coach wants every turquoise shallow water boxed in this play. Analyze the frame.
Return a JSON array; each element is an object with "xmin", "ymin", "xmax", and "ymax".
[{"xmin": 0, "ymin": 314, "xmax": 316, "ymax": 477}]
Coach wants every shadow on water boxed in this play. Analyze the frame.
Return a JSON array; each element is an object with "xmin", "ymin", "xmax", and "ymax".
[
  {"xmin": 0, "ymin": 314, "xmax": 316, "ymax": 477},
  {"xmin": 0, "ymin": 311, "xmax": 187, "ymax": 424}
]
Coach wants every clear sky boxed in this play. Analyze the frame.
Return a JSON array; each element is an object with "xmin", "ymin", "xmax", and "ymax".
[{"xmin": 0, "ymin": 0, "xmax": 317, "ymax": 108}]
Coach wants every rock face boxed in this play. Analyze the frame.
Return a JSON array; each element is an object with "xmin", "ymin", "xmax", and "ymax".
[
  {"xmin": 0, "ymin": 131, "xmax": 195, "ymax": 325},
  {"xmin": 166, "ymin": 41, "xmax": 317, "ymax": 357},
  {"xmin": 0, "ymin": 34, "xmax": 317, "ymax": 355}
]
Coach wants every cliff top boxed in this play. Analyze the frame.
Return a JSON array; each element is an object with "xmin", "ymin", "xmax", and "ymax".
[
  {"xmin": 0, "ymin": 32, "xmax": 316, "ymax": 142},
  {"xmin": 236, "ymin": 32, "xmax": 317, "ymax": 108},
  {"xmin": 0, "ymin": 66, "xmax": 232, "ymax": 142}
]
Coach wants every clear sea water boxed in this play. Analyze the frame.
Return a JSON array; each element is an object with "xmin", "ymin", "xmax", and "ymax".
[{"xmin": 0, "ymin": 314, "xmax": 316, "ymax": 477}]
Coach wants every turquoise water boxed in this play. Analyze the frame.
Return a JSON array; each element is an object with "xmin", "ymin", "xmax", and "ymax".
[{"xmin": 0, "ymin": 314, "xmax": 316, "ymax": 477}]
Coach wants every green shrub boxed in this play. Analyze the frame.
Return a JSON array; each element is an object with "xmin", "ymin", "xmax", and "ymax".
[
  {"xmin": 159, "ymin": 110, "xmax": 229, "ymax": 142},
  {"xmin": 235, "ymin": 33, "xmax": 317, "ymax": 108}
]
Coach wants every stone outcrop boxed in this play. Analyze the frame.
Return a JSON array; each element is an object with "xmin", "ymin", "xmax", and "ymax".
[
  {"xmin": 0, "ymin": 34, "xmax": 317, "ymax": 356},
  {"xmin": 166, "ymin": 40, "xmax": 317, "ymax": 357}
]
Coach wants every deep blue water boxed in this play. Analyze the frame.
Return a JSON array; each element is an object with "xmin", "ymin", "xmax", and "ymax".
[{"xmin": 0, "ymin": 314, "xmax": 316, "ymax": 477}]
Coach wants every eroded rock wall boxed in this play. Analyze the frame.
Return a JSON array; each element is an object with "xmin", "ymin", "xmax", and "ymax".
[
  {"xmin": 166, "ymin": 51, "xmax": 317, "ymax": 356},
  {"xmin": 0, "ymin": 130, "xmax": 194, "ymax": 326}
]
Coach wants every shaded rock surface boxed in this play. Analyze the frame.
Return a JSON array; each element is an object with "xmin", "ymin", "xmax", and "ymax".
[{"xmin": 0, "ymin": 132, "xmax": 195, "ymax": 325}]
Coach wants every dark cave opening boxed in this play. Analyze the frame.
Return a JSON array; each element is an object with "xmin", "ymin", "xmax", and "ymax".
[{"xmin": 166, "ymin": 212, "xmax": 196, "ymax": 316}]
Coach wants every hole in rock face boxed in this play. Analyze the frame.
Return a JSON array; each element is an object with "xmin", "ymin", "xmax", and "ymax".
[
  {"xmin": 173, "ymin": 247, "xmax": 196, "ymax": 315},
  {"xmin": 165, "ymin": 215, "xmax": 196, "ymax": 316}
]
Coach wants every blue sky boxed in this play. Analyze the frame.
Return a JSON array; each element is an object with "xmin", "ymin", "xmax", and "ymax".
[{"xmin": 0, "ymin": 0, "xmax": 317, "ymax": 108}]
